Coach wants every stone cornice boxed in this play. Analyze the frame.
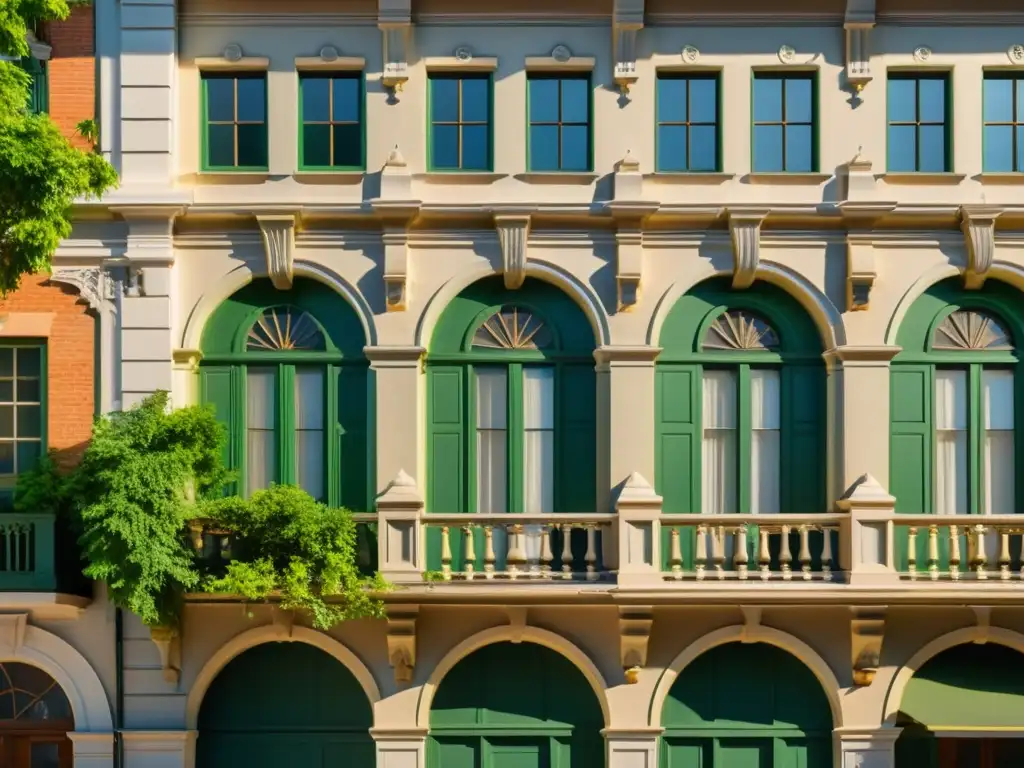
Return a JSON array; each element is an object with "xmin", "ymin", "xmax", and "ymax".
[
  {"xmin": 594, "ymin": 346, "xmax": 663, "ymax": 367},
  {"xmin": 823, "ymin": 345, "xmax": 903, "ymax": 366}
]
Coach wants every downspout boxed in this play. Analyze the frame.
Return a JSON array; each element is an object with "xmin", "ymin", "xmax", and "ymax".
[{"xmin": 115, "ymin": 607, "xmax": 124, "ymax": 768}]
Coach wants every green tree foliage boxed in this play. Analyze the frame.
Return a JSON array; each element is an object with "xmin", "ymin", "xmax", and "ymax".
[{"xmin": 1, "ymin": 0, "xmax": 118, "ymax": 294}]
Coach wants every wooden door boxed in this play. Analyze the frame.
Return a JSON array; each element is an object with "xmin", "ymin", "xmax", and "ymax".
[
  {"xmin": 0, "ymin": 733, "xmax": 72, "ymax": 768},
  {"xmin": 939, "ymin": 738, "xmax": 1024, "ymax": 768}
]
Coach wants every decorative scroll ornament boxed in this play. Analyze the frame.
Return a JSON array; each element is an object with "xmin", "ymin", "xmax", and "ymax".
[
  {"xmin": 551, "ymin": 44, "xmax": 572, "ymax": 63},
  {"xmin": 1010, "ymin": 44, "xmax": 1024, "ymax": 64},
  {"xmin": 913, "ymin": 45, "xmax": 931, "ymax": 62},
  {"xmin": 247, "ymin": 307, "xmax": 326, "ymax": 351},
  {"xmin": 223, "ymin": 43, "xmax": 243, "ymax": 62},
  {"xmin": 257, "ymin": 214, "xmax": 297, "ymax": 291},
  {"xmin": 494, "ymin": 214, "xmax": 530, "ymax": 290},
  {"xmin": 851, "ymin": 607, "xmax": 886, "ymax": 686},
  {"xmin": 728, "ymin": 209, "xmax": 768, "ymax": 290},
  {"xmin": 619, "ymin": 607, "xmax": 653, "ymax": 685},
  {"xmin": 473, "ymin": 307, "xmax": 551, "ymax": 350},
  {"xmin": 932, "ymin": 310, "xmax": 1013, "ymax": 351},
  {"xmin": 48, "ymin": 267, "xmax": 109, "ymax": 311},
  {"xmin": 319, "ymin": 45, "xmax": 339, "ymax": 62},
  {"xmin": 961, "ymin": 205, "xmax": 1002, "ymax": 290},
  {"xmin": 704, "ymin": 311, "xmax": 780, "ymax": 351},
  {"xmin": 386, "ymin": 607, "xmax": 418, "ymax": 685},
  {"xmin": 454, "ymin": 46, "xmax": 473, "ymax": 62},
  {"xmin": 778, "ymin": 45, "xmax": 796, "ymax": 63},
  {"xmin": 682, "ymin": 45, "xmax": 700, "ymax": 64}
]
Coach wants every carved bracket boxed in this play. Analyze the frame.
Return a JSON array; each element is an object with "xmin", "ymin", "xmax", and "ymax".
[
  {"xmin": 257, "ymin": 214, "xmax": 298, "ymax": 291},
  {"xmin": 851, "ymin": 607, "xmax": 886, "ymax": 686},
  {"xmin": 612, "ymin": 0, "xmax": 644, "ymax": 95},
  {"xmin": 846, "ymin": 233, "xmax": 877, "ymax": 311},
  {"xmin": 382, "ymin": 228, "xmax": 410, "ymax": 312},
  {"xmin": 149, "ymin": 626, "xmax": 182, "ymax": 685},
  {"xmin": 728, "ymin": 209, "xmax": 769, "ymax": 290},
  {"xmin": 0, "ymin": 614, "xmax": 28, "ymax": 655},
  {"xmin": 739, "ymin": 606, "xmax": 762, "ymax": 642},
  {"xmin": 619, "ymin": 607, "xmax": 653, "ymax": 684},
  {"xmin": 961, "ymin": 205, "xmax": 1003, "ymax": 290},
  {"xmin": 494, "ymin": 214, "xmax": 531, "ymax": 290},
  {"xmin": 379, "ymin": 0, "xmax": 411, "ymax": 92},
  {"xmin": 386, "ymin": 606, "xmax": 418, "ymax": 685},
  {"xmin": 971, "ymin": 606, "xmax": 992, "ymax": 644},
  {"xmin": 844, "ymin": 0, "xmax": 875, "ymax": 92},
  {"xmin": 48, "ymin": 267, "xmax": 112, "ymax": 311}
]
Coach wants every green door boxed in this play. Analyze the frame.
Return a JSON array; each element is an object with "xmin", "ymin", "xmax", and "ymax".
[
  {"xmin": 428, "ymin": 641, "xmax": 603, "ymax": 768},
  {"xmin": 662, "ymin": 643, "xmax": 832, "ymax": 768},
  {"xmin": 197, "ymin": 642, "xmax": 374, "ymax": 768}
]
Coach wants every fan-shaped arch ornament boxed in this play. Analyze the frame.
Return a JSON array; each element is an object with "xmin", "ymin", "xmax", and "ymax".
[
  {"xmin": 932, "ymin": 309, "xmax": 1013, "ymax": 351},
  {"xmin": 704, "ymin": 310, "xmax": 780, "ymax": 351},
  {"xmin": 472, "ymin": 306, "xmax": 552, "ymax": 350},
  {"xmin": 246, "ymin": 307, "xmax": 326, "ymax": 351},
  {"xmin": 0, "ymin": 662, "xmax": 72, "ymax": 723}
]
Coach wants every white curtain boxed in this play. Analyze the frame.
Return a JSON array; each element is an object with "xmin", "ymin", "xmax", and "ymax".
[
  {"xmin": 935, "ymin": 370, "xmax": 968, "ymax": 515},
  {"xmin": 702, "ymin": 370, "xmax": 737, "ymax": 515},
  {"xmin": 295, "ymin": 369, "xmax": 325, "ymax": 500},
  {"xmin": 475, "ymin": 368, "xmax": 507, "ymax": 514},
  {"xmin": 750, "ymin": 370, "xmax": 781, "ymax": 515},
  {"xmin": 523, "ymin": 367, "xmax": 554, "ymax": 566},
  {"xmin": 983, "ymin": 369, "xmax": 1015, "ymax": 515},
  {"xmin": 246, "ymin": 369, "xmax": 277, "ymax": 496}
]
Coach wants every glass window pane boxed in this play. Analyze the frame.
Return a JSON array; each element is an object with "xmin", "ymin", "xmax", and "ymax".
[
  {"xmin": 888, "ymin": 125, "xmax": 918, "ymax": 172},
  {"xmin": 918, "ymin": 124, "xmax": 947, "ymax": 172},
  {"xmin": 236, "ymin": 124, "xmax": 268, "ymax": 168},
  {"xmin": 205, "ymin": 77, "xmax": 235, "ymax": 122},
  {"xmin": 247, "ymin": 370, "xmax": 276, "ymax": 429},
  {"xmin": 657, "ymin": 77, "xmax": 687, "ymax": 123},
  {"xmin": 333, "ymin": 123, "xmax": 362, "ymax": 167},
  {"xmin": 751, "ymin": 370, "xmax": 780, "ymax": 430},
  {"xmin": 17, "ymin": 348, "xmax": 40, "ymax": 377},
  {"xmin": 0, "ymin": 382, "xmax": 11, "ymax": 402},
  {"xmin": 784, "ymin": 77, "xmax": 813, "ymax": 123},
  {"xmin": 17, "ymin": 378, "xmax": 39, "ymax": 403},
  {"xmin": 523, "ymin": 367, "xmax": 554, "ymax": 429},
  {"xmin": 431, "ymin": 76, "xmax": 459, "ymax": 123},
  {"xmin": 753, "ymin": 125, "xmax": 783, "ymax": 172},
  {"xmin": 461, "ymin": 124, "xmax": 489, "ymax": 171},
  {"xmin": 703, "ymin": 370, "xmax": 737, "ymax": 429},
  {"xmin": 984, "ymin": 369, "xmax": 1014, "ymax": 429},
  {"xmin": 460, "ymin": 77, "xmax": 490, "ymax": 123},
  {"xmin": 888, "ymin": 78, "xmax": 917, "ymax": 123},
  {"xmin": 657, "ymin": 124, "xmax": 688, "ymax": 171},
  {"xmin": 918, "ymin": 77, "xmax": 946, "ymax": 123},
  {"xmin": 689, "ymin": 125, "xmax": 717, "ymax": 171},
  {"xmin": 529, "ymin": 124, "xmax": 560, "ymax": 171},
  {"xmin": 295, "ymin": 370, "xmax": 324, "ymax": 430},
  {"xmin": 0, "ymin": 407, "xmax": 11, "ymax": 437},
  {"xmin": 984, "ymin": 77, "xmax": 1013, "ymax": 123},
  {"xmin": 689, "ymin": 77, "xmax": 717, "ymax": 124},
  {"xmin": 296, "ymin": 431, "xmax": 324, "ymax": 500},
  {"xmin": 984, "ymin": 125, "xmax": 1013, "ymax": 172},
  {"xmin": 560, "ymin": 77, "xmax": 589, "ymax": 124},
  {"xmin": 207, "ymin": 124, "xmax": 235, "ymax": 167},
  {"xmin": 0, "ymin": 349, "xmax": 11, "ymax": 377},
  {"xmin": 751, "ymin": 429, "xmax": 780, "ymax": 515},
  {"xmin": 16, "ymin": 406, "xmax": 40, "ymax": 438},
  {"xmin": 30, "ymin": 742, "xmax": 60, "ymax": 768},
  {"xmin": 0, "ymin": 444, "xmax": 12, "ymax": 474},
  {"xmin": 524, "ymin": 430, "xmax": 554, "ymax": 514},
  {"xmin": 702, "ymin": 371, "xmax": 737, "ymax": 515},
  {"xmin": 295, "ymin": 370, "xmax": 324, "ymax": 501},
  {"xmin": 528, "ymin": 77, "xmax": 559, "ymax": 123},
  {"xmin": 476, "ymin": 368, "xmax": 507, "ymax": 515},
  {"xmin": 301, "ymin": 77, "xmax": 330, "ymax": 123},
  {"xmin": 1018, "ymin": 79, "xmax": 1024, "ymax": 121},
  {"xmin": 16, "ymin": 441, "xmax": 39, "ymax": 473},
  {"xmin": 560, "ymin": 125, "xmax": 589, "ymax": 171},
  {"xmin": 476, "ymin": 368, "xmax": 507, "ymax": 429},
  {"xmin": 302, "ymin": 124, "xmax": 331, "ymax": 167},
  {"xmin": 332, "ymin": 76, "xmax": 360, "ymax": 122},
  {"xmin": 432, "ymin": 124, "xmax": 460, "ymax": 169},
  {"xmin": 236, "ymin": 77, "xmax": 265, "ymax": 122},
  {"xmin": 753, "ymin": 76, "xmax": 782, "ymax": 123},
  {"xmin": 246, "ymin": 370, "xmax": 277, "ymax": 496}
]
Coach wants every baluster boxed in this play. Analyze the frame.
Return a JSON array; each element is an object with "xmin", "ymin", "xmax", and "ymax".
[
  {"xmin": 948, "ymin": 525, "xmax": 961, "ymax": 580},
  {"xmin": 907, "ymin": 526, "xmax": 918, "ymax": 580},
  {"xmin": 540, "ymin": 525, "xmax": 553, "ymax": 578},
  {"xmin": 712, "ymin": 526, "xmax": 726, "ymax": 579},
  {"xmin": 561, "ymin": 524, "xmax": 573, "ymax": 578},
  {"xmin": 440, "ymin": 526, "xmax": 453, "ymax": 581},
  {"xmin": 190, "ymin": 523, "xmax": 204, "ymax": 552},
  {"xmin": 585, "ymin": 523, "xmax": 598, "ymax": 581},
  {"xmin": 695, "ymin": 525, "xmax": 708, "ymax": 581},
  {"xmin": 462, "ymin": 526, "xmax": 476, "ymax": 579},
  {"xmin": 669, "ymin": 528, "xmax": 683, "ymax": 580},
  {"xmin": 999, "ymin": 528, "xmax": 1011, "ymax": 581},
  {"xmin": 7, "ymin": 525, "xmax": 16, "ymax": 573},
  {"xmin": 507, "ymin": 524, "xmax": 526, "ymax": 579},
  {"xmin": 972, "ymin": 524, "xmax": 988, "ymax": 579},
  {"xmin": 798, "ymin": 525, "xmax": 812, "ymax": 580},
  {"xmin": 483, "ymin": 526, "xmax": 496, "ymax": 579},
  {"xmin": 821, "ymin": 526, "xmax": 833, "ymax": 580},
  {"xmin": 734, "ymin": 525, "xmax": 749, "ymax": 580},
  {"xmin": 758, "ymin": 528, "xmax": 771, "ymax": 580},
  {"xmin": 779, "ymin": 525, "xmax": 793, "ymax": 580},
  {"xmin": 927, "ymin": 525, "xmax": 939, "ymax": 580}
]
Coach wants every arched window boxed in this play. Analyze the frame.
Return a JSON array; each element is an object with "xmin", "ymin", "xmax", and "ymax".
[
  {"xmin": 0, "ymin": 662, "xmax": 74, "ymax": 767},
  {"xmin": 199, "ymin": 279, "xmax": 369, "ymax": 509}
]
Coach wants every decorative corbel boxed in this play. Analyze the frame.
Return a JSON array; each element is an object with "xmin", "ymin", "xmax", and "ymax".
[
  {"xmin": 961, "ymin": 205, "xmax": 1002, "ymax": 290},
  {"xmin": 256, "ymin": 213, "xmax": 298, "ymax": 291},
  {"xmin": 619, "ymin": 607, "xmax": 653, "ymax": 684},
  {"xmin": 844, "ymin": 0, "xmax": 876, "ymax": 93},
  {"xmin": 728, "ymin": 209, "xmax": 769, "ymax": 290},
  {"xmin": 612, "ymin": 0, "xmax": 644, "ymax": 95},
  {"xmin": 386, "ymin": 606, "xmax": 418, "ymax": 684},
  {"xmin": 739, "ymin": 606, "xmax": 762, "ymax": 643},
  {"xmin": 506, "ymin": 607, "xmax": 528, "ymax": 643},
  {"xmin": 971, "ymin": 606, "xmax": 992, "ymax": 644},
  {"xmin": 0, "ymin": 614, "xmax": 28, "ymax": 655},
  {"xmin": 382, "ymin": 227, "xmax": 410, "ymax": 311},
  {"xmin": 379, "ymin": 0, "xmax": 411, "ymax": 93},
  {"xmin": 608, "ymin": 156, "xmax": 656, "ymax": 312},
  {"xmin": 48, "ymin": 267, "xmax": 109, "ymax": 311},
  {"xmin": 494, "ymin": 213, "xmax": 531, "ymax": 290},
  {"xmin": 846, "ymin": 233, "xmax": 876, "ymax": 311},
  {"xmin": 850, "ymin": 607, "xmax": 886, "ymax": 685},
  {"xmin": 149, "ymin": 626, "xmax": 182, "ymax": 685}
]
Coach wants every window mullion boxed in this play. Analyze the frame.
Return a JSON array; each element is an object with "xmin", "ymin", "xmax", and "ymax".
[
  {"xmin": 280, "ymin": 364, "xmax": 296, "ymax": 487},
  {"xmin": 969, "ymin": 363, "xmax": 984, "ymax": 515},
  {"xmin": 508, "ymin": 363, "xmax": 524, "ymax": 514},
  {"xmin": 737, "ymin": 364, "xmax": 753, "ymax": 515}
]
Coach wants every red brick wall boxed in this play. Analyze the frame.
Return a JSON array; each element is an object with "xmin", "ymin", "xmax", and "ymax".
[{"xmin": 42, "ymin": 5, "xmax": 95, "ymax": 150}]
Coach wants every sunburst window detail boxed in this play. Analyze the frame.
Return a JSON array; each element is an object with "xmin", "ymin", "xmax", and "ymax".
[
  {"xmin": 472, "ymin": 306, "xmax": 552, "ymax": 350},
  {"xmin": 703, "ymin": 310, "xmax": 780, "ymax": 351},
  {"xmin": 0, "ymin": 662, "xmax": 72, "ymax": 722},
  {"xmin": 246, "ymin": 307, "xmax": 326, "ymax": 351},
  {"xmin": 932, "ymin": 310, "xmax": 1013, "ymax": 351}
]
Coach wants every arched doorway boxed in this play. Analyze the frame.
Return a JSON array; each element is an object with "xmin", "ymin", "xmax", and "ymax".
[
  {"xmin": 0, "ymin": 661, "xmax": 74, "ymax": 767},
  {"xmin": 895, "ymin": 643, "xmax": 1024, "ymax": 767},
  {"xmin": 428, "ymin": 641, "xmax": 603, "ymax": 768},
  {"xmin": 196, "ymin": 642, "xmax": 374, "ymax": 768},
  {"xmin": 661, "ymin": 642, "xmax": 832, "ymax": 768}
]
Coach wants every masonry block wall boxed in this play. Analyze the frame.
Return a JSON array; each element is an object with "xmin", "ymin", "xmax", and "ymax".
[{"xmin": 42, "ymin": 4, "xmax": 96, "ymax": 150}]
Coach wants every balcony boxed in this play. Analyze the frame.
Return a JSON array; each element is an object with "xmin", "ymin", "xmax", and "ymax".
[{"xmin": 0, "ymin": 512, "xmax": 56, "ymax": 591}]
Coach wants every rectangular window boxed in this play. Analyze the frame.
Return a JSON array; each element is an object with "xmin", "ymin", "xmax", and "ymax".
[
  {"xmin": 294, "ymin": 369, "xmax": 325, "ymax": 501},
  {"xmin": 476, "ymin": 368, "xmax": 508, "ymax": 514},
  {"xmin": 0, "ymin": 346, "xmax": 44, "ymax": 495},
  {"xmin": 299, "ymin": 72, "xmax": 363, "ymax": 170},
  {"xmin": 983, "ymin": 73, "xmax": 1024, "ymax": 172},
  {"xmin": 752, "ymin": 72, "xmax": 815, "ymax": 172},
  {"xmin": 527, "ymin": 73, "xmax": 591, "ymax": 172},
  {"xmin": 656, "ymin": 73, "xmax": 719, "ymax": 172},
  {"xmin": 202, "ymin": 72, "xmax": 268, "ymax": 171},
  {"xmin": 245, "ymin": 369, "xmax": 277, "ymax": 497},
  {"xmin": 934, "ymin": 370, "xmax": 969, "ymax": 515},
  {"xmin": 429, "ymin": 73, "xmax": 491, "ymax": 171},
  {"xmin": 887, "ymin": 72, "xmax": 950, "ymax": 172}
]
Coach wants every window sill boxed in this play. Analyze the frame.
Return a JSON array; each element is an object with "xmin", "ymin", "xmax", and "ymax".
[
  {"xmin": 413, "ymin": 172, "xmax": 508, "ymax": 184},
  {"xmin": 644, "ymin": 172, "xmax": 735, "ymax": 184},
  {"xmin": 293, "ymin": 171, "xmax": 364, "ymax": 184},
  {"xmin": 193, "ymin": 171, "xmax": 271, "ymax": 184},
  {"xmin": 879, "ymin": 172, "xmax": 966, "ymax": 185},
  {"xmin": 514, "ymin": 172, "xmax": 598, "ymax": 184},
  {"xmin": 975, "ymin": 173, "xmax": 1024, "ymax": 185},
  {"xmin": 743, "ymin": 172, "xmax": 832, "ymax": 185}
]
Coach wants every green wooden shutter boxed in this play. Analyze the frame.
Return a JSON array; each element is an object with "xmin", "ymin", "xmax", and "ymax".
[
  {"xmin": 891, "ymin": 364, "xmax": 933, "ymax": 570},
  {"xmin": 656, "ymin": 365, "xmax": 701, "ymax": 570},
  {"xmin": 556, "ymin": 364, "xmax": 596, "ymax": 513},
  {"xmin": 336, "ymin": 364, "xmax": 369, "ymax": 512},
  {"xmin": 426, "ymin": 366, "xmax": 466, "ymax": 572},
  {"xmin": 200, "ymin": 365, "xmax": 239, "ymax": 496},
  {"xmin": 782, "ymin": 365, "xmax": 825, "ymax": 513}
]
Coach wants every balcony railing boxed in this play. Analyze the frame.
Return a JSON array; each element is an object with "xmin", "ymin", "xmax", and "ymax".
[
  {"xmin": 893, "ymin": 515, "xmax": 1024, "ymax": 581},
  {"xmin": 0, "ymin": 513, "xmax": 56, "ymax": 591}
]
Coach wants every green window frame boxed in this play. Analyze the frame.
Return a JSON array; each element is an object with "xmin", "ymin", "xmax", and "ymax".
[
  {"xmin": 201, "ymin": 71, "xmax": 269, "ymax": 172},
  {"xmin": 428, "ymin": 72, "xmax": 492, "ymax": 172},
  {"xmin": 982, "ymin": 72, "xmax": 1024, "ymax": 173},
  {"xmin": 298, "ymin": 71, "xmax": 365, "ymax": 171},
  {"xmin": 887, "ymin": 72, "xmax": 951, "ymax": 173},
  {"xmin": 527, "ymin": 72, "xmax": 593, "ymax": 172},
  {"xmin": 20, "ymin": 56, "xmax": 48, "ymax": 114},
  {"xmin": 655, "ymin": 72, "xmax": 720, "ymax": 172},
  {"xmin": 0, "ymin": 343, "xmax": 47, "ymax": 510},
  {"xmin": 751, "ymin": 71, "xmax": 817, "ymax": 173}
]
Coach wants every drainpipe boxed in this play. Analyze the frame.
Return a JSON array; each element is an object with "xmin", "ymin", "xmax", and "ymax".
[{"xmin": 115, "ymin": 607, "xmax": 124, "ymax": 768}]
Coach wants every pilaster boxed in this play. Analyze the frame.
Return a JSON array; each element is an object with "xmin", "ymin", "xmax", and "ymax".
[
  {"xmin": 372, "ymin": 729, "xmax": 426, "ymax": 768},
  {"xmin": 836, "ymin": 474, "xmax": 899, "ymax": 586},
  {"xmin": 376, "ymin": 470, "xmax": 425, "ymax": 582},
  {"xmin": 68, "ymin": 732, "xmax": 115, "ymax": 768},
  {"xmin": 366, "ymin": 346, "xmax": 424, "ymax": 490},
  {"xmin": 834, "ymin": 727, "xmax": 901, "ymax": 768},
  {"xmin": 122, "ymin": 730, "xmax": 195, "ymax": 768},
  {"xmin": 605, "ymin": 729, "xmax": 661, "ymax": 768}
]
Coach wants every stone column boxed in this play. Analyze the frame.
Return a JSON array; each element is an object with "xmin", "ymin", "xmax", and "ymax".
[
  {"xmin": 122, "ymin": 731, "xmax": 195, "ymax": 768},
  {"xmin": 366, "ymin": 346, "xmax": 424, "ymax": 498},
  {"xmin": 372, "ymin": 728, "xmax": 426, "ymax": 768},
  {"xmin": 834, "ymin": 726, "xmax": 901, "ymax": 768},
  {"xmin": 68, "ymin": 732, "xmax": 115, "ymax": 768},
  {"xmin": 605, "ymin": 729, "xmax": 661, "ymax": 768}
]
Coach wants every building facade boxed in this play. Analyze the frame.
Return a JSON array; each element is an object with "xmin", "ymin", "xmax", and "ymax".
[{"xmin": 11, "ymin": 0, "xmax": 1024, "ymax": 767}]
